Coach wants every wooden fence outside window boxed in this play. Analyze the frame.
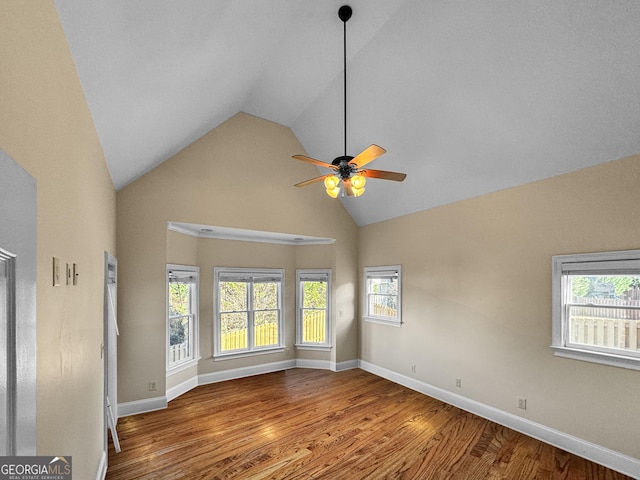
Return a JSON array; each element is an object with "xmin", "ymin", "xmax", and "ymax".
[{"xmin": 569, "ymin": 297, "xmax": 640, "ymax": 352}]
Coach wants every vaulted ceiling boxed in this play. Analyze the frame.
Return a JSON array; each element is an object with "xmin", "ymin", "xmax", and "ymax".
[{"xmin": 54, "ymin": 0, "xmax": 640, "ymax": 226}]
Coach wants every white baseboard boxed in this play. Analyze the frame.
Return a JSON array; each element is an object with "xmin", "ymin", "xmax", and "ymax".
[
  {"xmin": 167, "ymin": 376, "xmax": 199, "ymax": 403},
  {"xmin": 358, "ymin": 360, "xmax": 640, "ymax": 479},
  {"xmin": 335, "ymin": 359, "xmax": 359, "ymax": 371},
  {"xmin": 294, "ymin": 358, "xmax": 358, "ymax": 371},
  {"xmin": 118, "ymin": 395, "xmax": 168, "ymax": 418},
  {"xmin": 166, "ymin": 358, "xmax": 358, "ymax": 399},
  {"xmin": 295, "ymin": 358, "xmax": 334, "ymax": 370},
  {"xmin": 160, "ymin": 358, "xmax": 358, "ymax": 407},
  {"xmin": 96, "ymin": 450, "xmax": 107, "ymax": 480},
  {"xmin": 198, "ymin": 359, "xmax": 296, "ymax": 386}
]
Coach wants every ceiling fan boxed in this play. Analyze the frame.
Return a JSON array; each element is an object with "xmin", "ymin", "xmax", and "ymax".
[{"xmin": 293, "ymin": 5, "xmax": 406, "ymax": 198}]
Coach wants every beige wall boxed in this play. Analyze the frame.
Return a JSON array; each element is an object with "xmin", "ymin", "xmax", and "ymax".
[
  {"xmin": 1, "ymin": 2, "xmax": 116, "ymax": 478},
  {"xmin": 167, "ymin": 229, "xmax": 199, "ymax": 266},
  {"xmin": 117, "ymin": 113, "xmax": 358, "ymax": 403},
  {"xmin": 359, "ymin": 155, "xmax": 640, "ymax": 459}
]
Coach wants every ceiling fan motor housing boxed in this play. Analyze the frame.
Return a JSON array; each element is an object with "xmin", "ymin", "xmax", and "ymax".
[{"xmin": 332, "ymin": 155, "xmax": 356, "ymax": 179}]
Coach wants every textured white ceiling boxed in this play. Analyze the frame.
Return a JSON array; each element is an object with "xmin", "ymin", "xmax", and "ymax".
[{"xmin": 54, "ymin": 0, "xmax": 640, "ymax": 226}]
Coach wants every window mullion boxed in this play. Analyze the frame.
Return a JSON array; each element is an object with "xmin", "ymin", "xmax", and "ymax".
[
  {"xmin": 188, "ymin": 284, "xmax": 195, "ymax": 359},
  {"xmin": 566, "ymin": 303, "xmax": 640, "ymax": 311},
  {"xmin": 247, "ymin": 280, "xmax": 254, "ymax": 350},
  {"xmin": 324, "ymin": 302, "xmax": 330, "ymax": 343},
  {"xmin": 278, "ymin": 280, "xmax": 283, "ymax": 345}
]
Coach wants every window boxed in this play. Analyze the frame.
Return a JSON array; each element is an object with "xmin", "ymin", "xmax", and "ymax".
[
  {"xmin": 552, "ymin": 250, "xmax": 640, "ymax": 371},
  {"xmin": 167, "ymin": 265, "xmax": 199, "ymax": 372},
  {"xmin": 363, "ymin": 265, "xmax": 402, "ymax": 326},
  {"xmin": 214, "ymin": 268, "xmax": 284, "ymax": 358},
  {"xmin": 296, "ymin": 269, "xmax": 331, "ymax": 350}
]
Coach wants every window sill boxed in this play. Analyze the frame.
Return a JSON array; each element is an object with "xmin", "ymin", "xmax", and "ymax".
[
  {"xmin": 363, "ymin": 316, "xmax": 402, "ymax": 327},
  {"xmin": 551, "ymin": 346, "xmax": 640, "ymax": 371},
  {"xmin": 214, "ymin": 346, "xmax": 285, "ymax": 361},
  {"xmin": 295, "ymin": 344, "xmax": 332, "ymax": 352},
  {"xmin": 167, "ymin": 357, "xmax": 200, "ymax": 375}
]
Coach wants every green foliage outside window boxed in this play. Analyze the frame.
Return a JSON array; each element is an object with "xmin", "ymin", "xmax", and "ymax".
[
  {"xmin": 169, "ymin": 281, "xmax": 190, "ymax": 346},
  {"xmin": 302, "ymin": 281, "xmax": 327, "ymax": 308},
  {"xmin": 219, "ymin": 281, "xmax": 279, "ymax": 332},
  {"xmin": 169, "ymin": 282, "xmax": 190, "ymax": 316},
  {"xmin": 571, "ymin": 275, "xmax": 640, "ymax": 299},
  {"xmin": 253, "ymin": 282, "xmax": 278, "ymax": 313}
]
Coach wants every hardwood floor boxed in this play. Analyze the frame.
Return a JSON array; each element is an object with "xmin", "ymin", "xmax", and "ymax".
[{"xmin": 106, "ymin": 369, "xmax": 633, "ymax": 479}]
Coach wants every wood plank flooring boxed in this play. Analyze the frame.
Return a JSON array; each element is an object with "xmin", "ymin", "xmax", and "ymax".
[{"xmin": 106, "ymin": 369, "xmax": 633, "ymax": 479}]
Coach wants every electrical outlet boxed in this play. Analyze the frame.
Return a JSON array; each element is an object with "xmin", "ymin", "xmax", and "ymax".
[
  {"xmin": 285, "ymin": 347, "xmax": 291, "ymax": 356},
  {"xmin": 149, "ymin": 381, "xmax": 157, "ymax": 392},
  {"xmin": 518, "ymin": 397, "xmax": 527, "ymax": 410},
  {"xmin": 455, "ymin": 378, "xmax": 462, "ymax": 388},
  {"xmin": 410, "ymin": 364, "xmax": 416, "ymax": 373}
]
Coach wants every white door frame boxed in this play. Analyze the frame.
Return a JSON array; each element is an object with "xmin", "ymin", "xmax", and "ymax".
[
  {"xmin": 0, "ymin": 148, "xmax": 37, "ymax": 455},
  {"xmin": 103, "ymin": 252, "xmax": 119, "ymax": 454}
]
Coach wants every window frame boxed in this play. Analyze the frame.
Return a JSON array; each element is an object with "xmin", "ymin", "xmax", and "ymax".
[
  {"xmin": 295, "ymin": 269, "xmax": 332, "ymax": 351},
  {"xmin": 213, "ymin": 267, "xmax": 285, "ymax": 360},
  {"xmin": 551, "ymin": 249, "xmax": 640, "ymax": 371},
  {"xmin": 363, "ymin": 265, "xmax": 402, "ymax": 327},
  {"xmin": 166, "ymin": 264, "xmax": 200, "ymax": 374}
]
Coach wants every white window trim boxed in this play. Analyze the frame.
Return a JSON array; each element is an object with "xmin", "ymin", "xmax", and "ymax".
[
  {"xmin": 213, "ymin": 267, "xmax": 285, "ymax": 360},
  {"xmin": 166, "ymin": 264, "xmax": 200, "ymax": 374},
  {"xmin": 363, "ymin": 265, "xmax": 402, "ymax": 327},
  {"xmin": 551, "ymin": 249, "xmax": 640, "ymax": 371},
  {"xmin": 295, "ymin": 269, "xmax": 332, "ymax": 351}
]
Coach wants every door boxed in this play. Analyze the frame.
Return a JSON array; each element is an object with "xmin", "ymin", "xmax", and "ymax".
[
  {"xmin": 0, "ymin": 148, "xmax": 37, "ymax": 455},
  {"xmin": 0, "ymin": 249, "xmax": 15, "ymax": 454}
]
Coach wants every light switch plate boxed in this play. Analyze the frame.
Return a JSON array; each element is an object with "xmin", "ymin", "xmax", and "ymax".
[{"xmin": 52, "ymin": 257, "xmax": 61, "ymax": 286}]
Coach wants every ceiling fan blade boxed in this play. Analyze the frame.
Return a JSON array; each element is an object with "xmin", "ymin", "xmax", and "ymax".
[
  {"xmin": 361, "ymin": 169, "xmax": 407, "ymax": 182},
  {"xmin": 292, "ymin": 155, "xmax": 338, "ymax": 170},
  {"xmin": 294, "ymin": 174, "xmax": 334, "ymax": 188},
  {"xmin": 348, "ymin": 144, "xmax": 386, "ymax": 168}
]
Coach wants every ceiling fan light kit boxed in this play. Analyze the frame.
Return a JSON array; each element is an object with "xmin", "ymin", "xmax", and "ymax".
[{"xmin": 293, "ymin": 5, "xmax": 406, "ymax": 199}]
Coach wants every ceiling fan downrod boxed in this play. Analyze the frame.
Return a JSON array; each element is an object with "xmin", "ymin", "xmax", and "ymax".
[
  {"xmin": 339, "ymin": 5, "xmax": 352, "ymax": 159},
  {"xmin": 291, "ymin": 5, "xmax": 406, "ymax": 198}
]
